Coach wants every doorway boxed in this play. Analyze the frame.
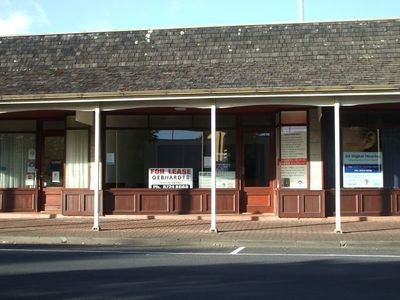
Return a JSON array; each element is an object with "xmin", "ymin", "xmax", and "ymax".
[
  {"xmin": 39, "ymin": 133, "xmax": 65, "ymax": 212},
  {"xmin": 242, "ymin": 130, "xmax": 275, "ymax": 213}
]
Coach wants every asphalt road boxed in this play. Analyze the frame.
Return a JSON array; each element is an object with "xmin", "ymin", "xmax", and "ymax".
[{"xmin": 0, "ymin": 245, "xmax": 399, "ymax": 299}]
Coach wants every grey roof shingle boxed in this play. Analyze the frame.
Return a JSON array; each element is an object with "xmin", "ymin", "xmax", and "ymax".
[{"xmin": 0, "ymin": 19, "xmax": 399, "ymax": 97}]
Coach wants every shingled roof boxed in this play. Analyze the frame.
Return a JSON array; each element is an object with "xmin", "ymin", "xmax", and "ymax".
[{"xmin": 0, "ymin": 19, "xmax": 399, "ymax": 98}]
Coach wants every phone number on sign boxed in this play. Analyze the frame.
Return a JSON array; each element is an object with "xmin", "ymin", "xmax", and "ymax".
[{"xmin": 151, "ymin": 185, "xmax": 190, "ymax": 189}]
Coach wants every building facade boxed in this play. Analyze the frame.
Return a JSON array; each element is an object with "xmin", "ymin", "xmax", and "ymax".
[{"xmin": 0, "ymin": 19, "xmax": 399, "ymax": 217}]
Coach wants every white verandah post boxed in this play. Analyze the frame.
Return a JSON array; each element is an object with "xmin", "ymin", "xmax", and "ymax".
[
  {"xmin": 92, "ymin": 106, "xmax": 101, "ymax": 231},
  {"xmin": 210, "ymin": 102, "xmax": 218, "ymax": 233},
  {"xmin": 334, "ymin": 102, "xmax": 342, "ymax": 233}
]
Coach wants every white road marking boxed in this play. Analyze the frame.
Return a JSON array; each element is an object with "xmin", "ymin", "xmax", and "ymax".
[{"xmin": 230, "ymin": 246, "xmax": 246, "ymax": 255}]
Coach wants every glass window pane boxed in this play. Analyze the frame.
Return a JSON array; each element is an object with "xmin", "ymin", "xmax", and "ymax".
[
  {"xmin": 382, "ymin": 128, "xmax": 400, "ymax": 188},
  {"xmin": 0, "ymin": 120, "xmax": 36, "ymax": 132},
  {"xmin": 105, "ymin": 130, "xmax": 152, "ymax": 188},
  {"xmin": 239, "ymin": 115, "xmax": 273, "ymax": 127},
  {"xmin": 0, "ymin": 134, "xmax": 36, "ymax": 188},
  {"xmin": 193, "ymin": 115, "xmax": 236, "ymax": 128},
  {"xmin": 66, "ymin": 130, "xmax": 89, "ymax": 188},
  {"xmin": 149, "ymin": 115, "xmax": 192, "ymax": 128},
  {"xmin": 193, "ymin": 115, "xmax": 210, "ymax": 128},
  {"xmin": 43, "ymin": 136, "xmax": 65, "ymax": 187},
  {"xmin": 147, "ymin": 130, "xmax": 203, "ymax": 188},
  {"xmin": 43, "ymin": 120, "xmax": 65, "ymax": 130},
  {"xmin": 106, "ymin": 115, "xmax": 148, "ymax": 128},
  {"xmin": 201, "ymin": 130, "xmax": 236, "ymax": 188},
  {"xmin": 105, "ymin": 129, "xmax": 236, "ymax": 189},
  {"xmin": 342, "ymin": 126, "xmax": 383, "ymax": 188}
]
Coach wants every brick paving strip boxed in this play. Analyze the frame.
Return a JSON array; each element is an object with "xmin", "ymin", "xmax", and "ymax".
[{"xmin": 0, "ymin": 215, "xmax": 399, "ymax": 249}]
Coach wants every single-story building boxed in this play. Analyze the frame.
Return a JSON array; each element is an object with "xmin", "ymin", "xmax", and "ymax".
[{"xmin": 1, "ymin": 18, "xmax": 399, "ymax": 219}]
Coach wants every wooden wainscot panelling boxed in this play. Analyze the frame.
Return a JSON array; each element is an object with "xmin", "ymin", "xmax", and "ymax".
[
  {"xmin": 6, "ymin": 189, "xmax": 38, "ymax": 212},
  {"xmin": 114, "ymin": 192, "xmax": 136, "ymax": 213},
  {"xmin": 280, "ymin": 194, "xmax": 300, "ymax": 215},
  {"xmin": 326, "ymin": 189, "xmax": 391, "ymax": 216},
  {"xmin": 62, "ymin": 189, "xmax": 100, "ymax": 216},
  {"xmin": 341, "ymin": 194, "xmax": 359, "ymax": 215},
  {"xmin": 172, "ymin": 191, "xmax": 202, "ymax": 214},
  {"xmin": 105, "ymin": 189, "xmax": 239, "ymax": 214},
  {"xmin": 43, "ymin": 188, "xmax": 62, "ymax": 212},
  {"xmin": 391, "ymin": 190, "xmax": 400, "ymax": 215},
  {"xmin": 279, "ymin": 190, "xmax": 325, "ymax": 218},
  {"xmin": 139, "ymin": 193, "xmax": 169, "ymax": 213},
  {"xmin": 205, "ymin": 190, "xmax": 239, "ymax": 213},
  {"xmin": 245, "ymin": 189, "xmax": 274, "ymax": 213},
  {"xmin": 0, "ymin": 190, "xmax": 6, "ymax": 211},
  {"xmin": 361, "ymin": 193, "xmax": 390, "ymax": 215}
]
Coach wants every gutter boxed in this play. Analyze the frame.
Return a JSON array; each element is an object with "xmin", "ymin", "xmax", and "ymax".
[
  {"xmin": 1, "ymin": 85, "xmax": 400, "ymax": 104},
  {"xmin": 0, "ymin": 89, "xmax": 400, "ymax": 107}
]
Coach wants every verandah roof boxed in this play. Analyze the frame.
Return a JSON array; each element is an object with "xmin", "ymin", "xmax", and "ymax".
[{"xmin": 0, "ymin": 19, "xmax": 400, "ymax": 100}]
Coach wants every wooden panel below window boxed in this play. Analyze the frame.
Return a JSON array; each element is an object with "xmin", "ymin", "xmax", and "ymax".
[
  {"xmin": 303, "ymin": 195, "xmax": 322, "ymax": 214},
  {"xmin": 114, "ymin": 194, "xmax": 135, "ymax": 212},
  {"xmin": 5, "ymin": 189, "xmax": 37, "ymax": 212},
  {"xmin": 361, "ymin": 194, "xmax": 387, "ymax": 214},
  {"xmin": 105, "ymin": 189, "xmax": 239, "ymax": 214},
  {"xmin": 279, "ymin": 190, "xmax": 325, "ymax": 218},
  {"xmin": 0, "ymin": 191, "xmax": 5, "ymax": 211},
  {"xmin": 139, "ymin": 194, "xmax": 169, "ymax": 212},
  {"xmin": 390, "ymin": 191, "xmax": 400, "ymax": 215},
  {"xmin": 281, "ymin": 195, "xmax": 300, "ymax": 214},
  {"xmin": 205, "ymin": 192, "xmax": 237, "ymax": 213},
  {"xmin": 62, "ymin": 189, "xmax": 99, "ymax": 216},
  {"xmin": 326, "ymin": 189, "xmax": 391, "ymax": 216},
  {"xmin": 173, "ymin": 193, "xmax": 202, "ymax": 213},
  {"xmin": 245, "ymin": 190, "xmax": 274, "ymax": 213},
  {"xmin": 341, "ymin": 194, "xmax": 359, "ymax": 214},
  {"xmin": 64, "ymin": 194, "xmax": 79, "ymax": 212}
]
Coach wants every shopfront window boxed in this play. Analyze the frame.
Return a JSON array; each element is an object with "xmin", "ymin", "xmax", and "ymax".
[
  {"xmin": 105, "ymin": 114, "xmax": 236, "ymax": 189},
  {"xmin": 342, "ymin": 126, "xmax": 383, "ymax": 188},
  {"xmin": 0, "ymin": 133, "xmax": 36, "ymax": 188},
  {"xmin": 279, "ymin": 111, "xmax": 308, "ymax": 189},
  {"xmin": 340, "ymin": 111, "xmax": 400, "ymax": 189}
]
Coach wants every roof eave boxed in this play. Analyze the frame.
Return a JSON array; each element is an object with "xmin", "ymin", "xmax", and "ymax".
[{"xmin": 1, "ymin": 84, "xmax": 400, "ymax": 102}]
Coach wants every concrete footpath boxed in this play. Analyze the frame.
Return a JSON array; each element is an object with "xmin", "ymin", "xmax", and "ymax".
[{"xmin": 0, "ymin": 213, "xmax": 400, "ymax": 250}]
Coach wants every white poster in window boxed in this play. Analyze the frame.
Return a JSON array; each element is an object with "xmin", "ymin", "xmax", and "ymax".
[
  {"xmin": 27, "ymin": 160, "xmax": 36, "ymax": 173},
  {"xmin": 25, "ymin": 173, "xmax": 35, "ymax": 186},
  {"xmin": 280, "ymin": 126, "xmax": 308, "ymax": 189},
  {"xmin": 52, "ymin": 171, "xmax": 60, "ymax": 183},
  {"xmin": 149, "ymin": 168, "xmax": 193, "ymax": 189},
  {"xmin": 106, "ymin": 153, "xmax": 115, "ymax": 165},
  {"xmin": 28, "ymin": 149, "xmax": 36, "ymax": 160},
  {"xmin": 203, "ymin": 156, "xmax": 211, "ymax": 168},
  {"xmin": 281, "ymin": 126, "xmax": 307, "ymax": 159},
  {"xmin": 280, "ymin": 161, "xmax": 308, "ymax": 188},
  {"xmin": 198, "ymin": 171, "xmax": 236, "ymax": 188},
  {"xmin": 343, "ymin": 152, "xmax": 383, "ymax": 188}
]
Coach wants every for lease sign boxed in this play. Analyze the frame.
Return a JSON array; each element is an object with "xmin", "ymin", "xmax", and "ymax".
[{"xmin": 148, "ymin": 168, "xmax": 193, "ymax": 189}]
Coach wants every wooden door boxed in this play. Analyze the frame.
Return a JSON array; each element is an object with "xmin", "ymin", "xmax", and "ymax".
[
  {"xmin": 242, "ymin": 130, "xmax": 275, "ymax": 213},
  {"xmin": 39, "ymin": 134, "xmax": 65, "ymax": 212}
]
